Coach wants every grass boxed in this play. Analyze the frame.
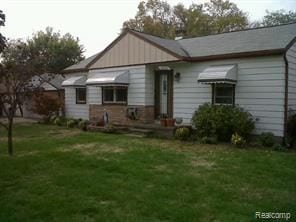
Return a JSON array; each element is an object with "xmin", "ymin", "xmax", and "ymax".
[{"xmin": 0, "ymin": 123, "xmax": 295, "ymax": 222}]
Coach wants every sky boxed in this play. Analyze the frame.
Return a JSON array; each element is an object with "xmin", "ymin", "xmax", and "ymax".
[{"xmin": 1, "ymin": 0, "xmax": 296, "ymax": 57}]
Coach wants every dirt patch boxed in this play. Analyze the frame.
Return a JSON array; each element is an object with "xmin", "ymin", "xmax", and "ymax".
[
  {"xmin": 47, "ymin": 129, "xmax": 81, "ymax": 138},
  {"xmin": 59, "ymin": 142, "xmax": 126, "ymax": 156},
  {"xmin": 16, "ymin": 150, "xmax": 40, "ymax": 157},
  {"xmin": 190, "ymin": 156, "xmax": 215, "ymax": 169}
]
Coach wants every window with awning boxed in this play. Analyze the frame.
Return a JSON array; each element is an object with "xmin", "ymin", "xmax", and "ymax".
[
  {"xmin": 61, "ymin": 76, "xmax": 86, "ymax": 87},
  {"xmin": 197, "ymin": 65, "xmax": 237, "ymax": 84},
  {"xmin": 86, "ymin": 70, "xmax": 129, "ymax": 86}
]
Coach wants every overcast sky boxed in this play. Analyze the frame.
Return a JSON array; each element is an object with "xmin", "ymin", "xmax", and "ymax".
[{"xmin": 1, "ymin": 0, "xmax": 296, "ymax": 57}]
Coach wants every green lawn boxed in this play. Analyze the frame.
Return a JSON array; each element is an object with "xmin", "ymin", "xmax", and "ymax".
[{"xmin": 0, "ymin": 123, "xmax": 295, "ymax": 222}]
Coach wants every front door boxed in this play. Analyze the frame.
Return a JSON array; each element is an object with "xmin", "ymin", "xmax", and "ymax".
[{"xmin": 155, "ymin": 70, "xmax": 173, "ymax": 119}]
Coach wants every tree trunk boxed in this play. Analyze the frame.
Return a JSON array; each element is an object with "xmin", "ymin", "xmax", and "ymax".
[{"xmin": 7, "ymin": 120, "xmax": 13, "ymax": 156}]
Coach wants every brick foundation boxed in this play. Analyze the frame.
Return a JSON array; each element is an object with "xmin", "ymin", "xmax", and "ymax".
[{"xmin": 89, "ymin": 104, "xmax": 154, "ymax": 125}]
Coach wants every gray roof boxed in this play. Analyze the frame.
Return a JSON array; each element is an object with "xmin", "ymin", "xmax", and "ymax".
[
  {"xmin": 131, "ymin": 22, "xmax": 296, "ymax": 58},
  {"xmin": 39, "ymin": 73, "xmax": 65, "ymax": 90},
  {"xmin": 178, "ymin": 22, "xmax": 296, "ymax": 58},
  {"xmin": 63, "ymin": 53, "xmax": 99, "ymax": 72},
  {"xmin": 64, "ymin": 23, "xmax": 296, "ymax": 72}
]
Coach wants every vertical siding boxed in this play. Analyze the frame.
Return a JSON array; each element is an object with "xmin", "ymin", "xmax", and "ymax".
[
  {"xmin": 169, "ymin": 56, "xmax": 285, "ymax": 137},
  {"xmin": 64, "ymin": 72, "xmax": 89, "ymax": 120},
  {"xmin": 90, "ymin": 33, "xmax": 178, "ymax": 69},
  {"xmin": 287, "ymin": 41, "xmax": 296, "ymax": 112}
]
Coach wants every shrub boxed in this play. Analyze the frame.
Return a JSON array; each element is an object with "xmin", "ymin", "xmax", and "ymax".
[
  {"xmin": 174, "ymin": 127, "xmax": 191, "ymax": 141},
  {"xmin": 200, "ymin": 136, "xmax": 218, "ymax": 144},
  {"xmin": 192, "ymin": 103, "xmax": 254, "ymax": 142},
  {"xmin": 30, "ymin": 91, "xmax": 63, "ymax": 122},
  {"xmin": 287, "ymin": 114, "xmax": 296, "ymax": 147},
  {"xmin": 258, "ymin": 132, "xmax": 275, "ymax": 147},
  {"xmin": 103, "ymin": 124, "xmax": 116, "ymax": 133},
  {"xmin": 231, "ymin": 133, "xmax": 246, "ymax": 148},
  {"xmin": 54, "ymin": 117, "xmax": 63, "ymax": 126},
  {"xmin": 272, "ymin": 143, "xmax": 286, "ymax": 152},
  {"xmin": 67, "ymin": 119, "xmax": 76, "ymax": 128},
  {"xmin": 78, "ymin": 120, "xmax": 89, "ymax": 131}
]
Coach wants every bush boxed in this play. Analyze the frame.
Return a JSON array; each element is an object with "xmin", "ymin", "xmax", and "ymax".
[
  {"xmin": 287, "ymin": 114, "xmax": 296, "ymax": 147},
  {"xmin": 30, "ymin": 91, "xmax": 63, "ymax": 122},
  {"xmin": 258, "ymin": 132, "xmax": 275, "ymax": 147},
  {"xmin": 192, "ymin": 103, "xmax": 254, "ymax": 142},
  {"xmin": 78, "ymin": 120, "xmax": 89, "ymax": 131},
  {"xmin": 272, "ymin": 143, "xmax": 286, "ymax": 152},
  {"xmin": 174, "ymin": 127, "xmax": 191, "ymax": 141},
  {"xmin": 103, "ymin": 124, "xmax": 116, "ymax": 133},
  {"xmin": 54, "ymin": 117, "xmax": 63, "ymax": 126},
  {"xmin": 67, "ymin": 119, "xmax": 76, "ymax": 128},
  {"xmin": 231, "ymin": 133, "xmax": 246, "ymax": 148},
  {"xmin": 200, "ymin": 136, "xmax": 218, "ymax": 144}
]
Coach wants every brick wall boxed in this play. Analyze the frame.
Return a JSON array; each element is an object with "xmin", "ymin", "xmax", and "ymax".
[{"xmin": 89, "ymin": 104, "xmax": 154, "ymax": 125}]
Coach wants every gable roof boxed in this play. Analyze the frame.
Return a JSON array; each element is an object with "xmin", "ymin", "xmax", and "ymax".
[
  {"xmin": 63, "ymin": 53, "xmax": 100, "ymax": 73},
  {"xmin": 178, "ymin": 22, "xmax": 296, "ymax": 59},
  {"xmin": 64, "ymin": 22, "xmax": 296, "ymax": 72}
]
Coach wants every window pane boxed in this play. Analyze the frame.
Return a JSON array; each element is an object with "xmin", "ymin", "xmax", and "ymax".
[
  {"xmin": 76, "ymin": 88, "xmax": 86, "ymax": 104},
  {"xmin": 116, "ymin": 87, "xmax": 127, "ymax": 102},
  {"xmin": 214, "ymin": 84, "xmax": 234, "ymax": 105},
  {"xmin": 216, "ymin": 86, "xmax": 233, "ymax": 97},
  {"xmin": 103, "ymin": 87, "xmax": 114, "ymax": 102},
  {"xmin": 215, "ymin": 97, "xmax": 233, "ymax": 104}
]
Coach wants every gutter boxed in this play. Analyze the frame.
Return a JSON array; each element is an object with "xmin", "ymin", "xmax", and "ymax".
[{"xmin": 283, "ymin": 53, "xmax": 289, "ymax": 145}]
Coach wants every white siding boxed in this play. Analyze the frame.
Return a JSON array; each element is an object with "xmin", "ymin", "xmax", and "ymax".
[
  {"xmin": 170, "ymin": 56, "xmax": 285, "ymax": 137},
  {"xmin": 88, "ymin": 86, "xmax": 101, "ymax": 104},
  {"xmin": 89, "ymin": 65, "xmax": 149, "ymax": 106},
  {"xmin": 64, "ymin": 72, "xmax": 89, "ymax": 120},
  {"xmin": 287, "ymin": 41, "xmax": 296, "ymax": 112}
]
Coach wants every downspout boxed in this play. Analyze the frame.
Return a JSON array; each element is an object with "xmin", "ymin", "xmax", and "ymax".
[{"xmin": 283, "ymin": 53, "xmax": 289, "ymax": 146}]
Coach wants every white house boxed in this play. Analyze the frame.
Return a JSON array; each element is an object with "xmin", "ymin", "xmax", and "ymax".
[{"xmin": 62, "ymin": 23, "xmax": 296, "ymax": 139}]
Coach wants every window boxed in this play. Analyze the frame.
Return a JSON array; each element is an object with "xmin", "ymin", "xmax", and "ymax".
[
  {"xmin": 103, "ymin": 86, "xmax": 127, "ymax": 104},
  {"xmin": 76, "ymin": 88, "xmax": 86, "ymax": 104},
  {"xmin": 213, "ymin": 84, "xmax": 235, "ymax": 105}
]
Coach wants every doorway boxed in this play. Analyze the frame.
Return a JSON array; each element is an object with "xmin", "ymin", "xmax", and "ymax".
[{"xmin": 154, "ymin": 70, "xmax": 173, "ymax": 119}]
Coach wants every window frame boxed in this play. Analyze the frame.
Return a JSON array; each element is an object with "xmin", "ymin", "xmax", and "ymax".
[
  {"xmin": 102, "ymin": 86, "xmax": 128, "ymax": 105},
  {"xmin": 212, "ymin": 83, "xmax": 235, "ymax": 106},
  {"xmin": 76, "ymin": 87, "xmax": 87, "ymax": 104}
]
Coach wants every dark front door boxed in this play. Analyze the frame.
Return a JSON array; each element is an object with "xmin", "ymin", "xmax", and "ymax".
[{"xmin": 155, "ymin": 70, "xmax": 173, "ymax": 119}]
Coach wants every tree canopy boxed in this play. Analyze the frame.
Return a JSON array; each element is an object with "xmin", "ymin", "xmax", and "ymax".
[
  {"xmin": 122, "ymin": 0, "xmax": 249, "ymax": 38},
  {"xmin": 262, "ymin": 10, "xmax": 296, "ymax": 26},
  {"xmin": 27, "ymin": 27, "xmax": 85, "ymax": 74},
  {"xmin": 123, "ymin": 0, "xmax": 296, "ymax": 39},
  {"xmin": 0, "ymin": 10, "xmax": 6, "ymax": 52}
]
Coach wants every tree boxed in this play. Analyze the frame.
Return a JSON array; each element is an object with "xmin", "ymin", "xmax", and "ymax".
[
  {"xmin": 27, "ymin": 27, "xmax": 84, "ymax": 114},
  {"xmin": 28, "ymin": 27, "xmax": 84, "ymax": 74},
  {"xmin": 0, "ymin": 10, "xmax": 6, "ymax": 52},
  {"xmin": 262, "ymin": 10, "xmax": 296, "ymax": 26},
  {"xmin": 122, "ymin": 0, "xmax": 176, "ymax": 38},
  {"xmin": 0, "ymin": 28, "xmax": 84, "ymax": 156},
  {"xmin": 122, "ymin": 0, "xmax": 249, "ymax": 38},
  {"xmin": 0, "ymin": 40, "xmax": 37, "ymax": 156},
  {"xmin": 204, "ymin": 0, "xmax": 248, "ymax": 33}
]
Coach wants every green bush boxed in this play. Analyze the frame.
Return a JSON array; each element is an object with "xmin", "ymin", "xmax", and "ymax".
[
  {"xmin": 54, "ymin": 117, "xmax": 63, "ymax": 126},
  {"xmin": 200, "ymin": 136, "xmax": 218, "ymax": 144},
  {"xmin": 192, "ymin": 103, "xmax": 254, "ymax": 142},
  {"xmin": 258, "ymin": 132, "xmax": 275, "ymax": 147},
  {"xmin": 231, "ymin": 133, "xmax": 246, "ymax": 148},
  {"xmin": 272, "ymin": 143, "xmax": 286, "ymax": 152},
  {"xmin": 174, "ymin": 127, "xmax": 191, "ymax": 141},
  {"xmin": 287, "ymin": 114, "xmax": 296, "ymax": 147},
  {"xmin": 67, "ymin": 119, "xmax": 76, "ymax": 128},
  {"xmin": 78, "ymin": 120, "xmax": 89, "ymax": 131}
]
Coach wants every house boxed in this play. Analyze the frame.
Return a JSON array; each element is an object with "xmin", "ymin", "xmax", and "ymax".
[
  {"xmin": 61, "ymin": 23, "xmax": 296, "ymax": 139},
  {"xmin": 22, "ymin": 74, "xmax": 65, "ymax": 119}
]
